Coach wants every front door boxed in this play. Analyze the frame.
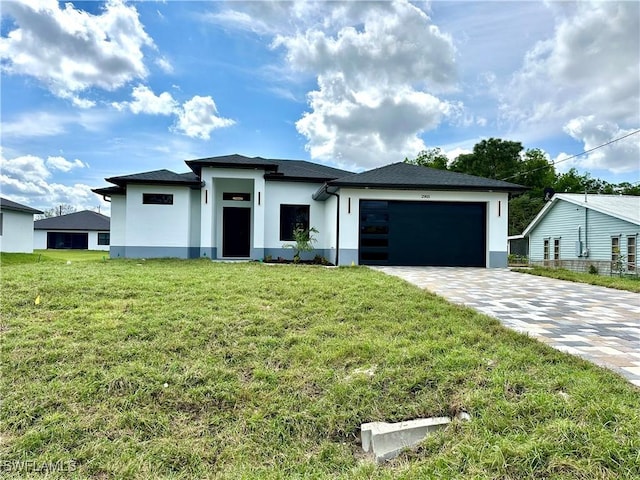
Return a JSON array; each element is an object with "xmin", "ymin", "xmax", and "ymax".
[{"xmin": 222, "ymin": 207, "xmax": 251, "ymax": 257}]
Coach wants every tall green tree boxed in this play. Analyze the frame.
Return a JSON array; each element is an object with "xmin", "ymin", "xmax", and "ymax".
[
  {"xmin": 449, "ymin": 138, "xmax": 523, "ymax": 180},
  {"xmin": 404, "ymin": 148, "xmax": 449, "ymax": 170},
  {"xmin": 516, "ymin": 149, "xmax": 556, "ymax": 197}
]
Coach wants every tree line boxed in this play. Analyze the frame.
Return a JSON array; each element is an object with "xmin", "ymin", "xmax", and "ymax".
[{"xmin": 405, "ymin": 138, "xmax": 640, "ymax": 235}]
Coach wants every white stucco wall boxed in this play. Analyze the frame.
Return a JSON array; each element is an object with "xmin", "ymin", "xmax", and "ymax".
[
  {"xmin": 0, "ymin": 209, "xmax": 36, "ymax": 253},
  {"xmin": 125, "ymin": 185, "xmax": 193, "ymax": 247},
  {"xmin": 337, "ymin": 188, "xmax": 510, "ymax": 264},
  {"xmin": 109, "ymin": 195, "xmax": 126, "ymax": 247},
  {"xmin": 264, "ymin": 181, "xmax": 327, "ymax": 250},
  {"xmin": 34, "ymin": 230, "xmax": 46, "ymax": 249}
]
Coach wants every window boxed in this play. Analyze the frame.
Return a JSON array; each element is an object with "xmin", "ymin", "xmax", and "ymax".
[
  {"xmin": 97, "ymin": 232, "xmax": 110, "ymax": 245},
  {"xmin": 611, "ymin": 236, "xmax": 620, "ymax": 262},
  {"xmin": 223, "ymin": 192, "xmax": 250, "ymax": 201},
  {"xmin": 280, "ymin": 204, "xmax": 310, "ymax": 241},
  {"xmin": 628, "ymin": 236, "xmax": 636, "ymax": 272},
  {"xmin": 143, "ymin": 193, "xmax": 173, "ymax": 205},
  {"xmin": 554, "ymin": 238, "xmax": 561, "ymax": 261},
  {"xmin": 543, "ymin": 238, "xmax": 550, "ymax": 261}
]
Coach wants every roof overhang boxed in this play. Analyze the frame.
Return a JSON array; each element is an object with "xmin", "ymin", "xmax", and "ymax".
[{"xmin": 186, "ymin": 160, "xmax": 279, "ymax": 177}]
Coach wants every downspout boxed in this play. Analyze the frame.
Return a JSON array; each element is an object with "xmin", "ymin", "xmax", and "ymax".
[
  {"xmin": 101, "ymin": 195, "xmax": 111, "ymax": 203},
  {"xmin": 326, "ymin": 191, "xmax": 340, "ymax": 266}
]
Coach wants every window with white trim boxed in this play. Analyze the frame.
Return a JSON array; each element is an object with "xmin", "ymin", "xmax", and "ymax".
[
  {"xmin": 543, "ymin": 238, "xmax": 550, "ymax": 261},
  {"xmin": 628, "ymin": 236, "xmax": 636, "ymax": 272},
  {"xmin": 611, "ymin": 236, "xmax": 620, "ymax": 262},
  {"xmin": 97, "ymin": 232, "xmax": 110, "ymax": 245},
  {"xmin": 553, "ymin": 238, "xmax": 560, "ymax": 261}
]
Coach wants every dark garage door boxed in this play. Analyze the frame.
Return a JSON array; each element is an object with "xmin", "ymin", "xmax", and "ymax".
[
  {"xmin": 359, "ymin": 200, "xmax": 486, "ymax": 266},
  {"xmin": 47, "ymin": 232, "xmax": 88, "ymax": 249}
]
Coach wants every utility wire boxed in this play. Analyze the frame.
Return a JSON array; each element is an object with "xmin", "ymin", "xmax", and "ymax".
[{"xmin": 500, "ymin": 128, "xmax": 640, "ymax": 182}]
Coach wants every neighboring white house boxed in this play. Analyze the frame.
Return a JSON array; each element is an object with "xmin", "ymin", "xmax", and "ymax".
[
  {"xmin": 34, "ymin": 210, "xmax": 110, "ymax": 251},
  {"xmin": 0, "ymin": 197, "xmax": 43, "ymax": 253},
  {"xmin": 93, "ymin": 154, "xmax": 525, "ymax": 267},
  {"xmin": 523, "ymin": 193, "xmax": 640, "ymax": 275}
]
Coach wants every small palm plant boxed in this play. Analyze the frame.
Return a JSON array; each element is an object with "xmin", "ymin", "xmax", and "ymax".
[{"xmin": 283, "ymin": 227, "xmax": 318, "ymax": 263}]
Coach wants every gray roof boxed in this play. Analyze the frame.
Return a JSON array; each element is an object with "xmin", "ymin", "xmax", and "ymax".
[
  {"xmin": 34, "ymin": 210, "xmax": 110, "ymax": 231},
  {"xmin": 325, "ymin": 162, "xmax": 526, "ymax": 192},
  {"xmin": 0, "ymin": 197, "xmax": 43, "ymax": 214},
  {"xmin": 105, "ymin": 169, "xmax": 201, "ymax": 187},
  {"xmin": 93, "ymin": 186, "xmax": 125, "ymax": 196},
  {"xmin": 265, "ymin": 159, "xmax": 351, "ymax": 182},
  {"xmin": 186, "ymin": 154, "xmax": 350, "ymax": 181},
  {"xmin": 523, "ymin": 193, "xmax": 640, "ymax": 236}
]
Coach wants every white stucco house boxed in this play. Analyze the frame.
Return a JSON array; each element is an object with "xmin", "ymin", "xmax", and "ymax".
[
  {"xmin": 523, "ymin": 193, "xmax": 640, "ymax": 275},
  {"xmin": 34, "ymin": 210, "xmax": 111, "ymax": 251},
  {"xmin": 0, "ymin": 197, "xmax": 43, "ymax": 253},
  {"xmin": 93, "ymin": 154, "xmax": 525, "ymax": 267}
]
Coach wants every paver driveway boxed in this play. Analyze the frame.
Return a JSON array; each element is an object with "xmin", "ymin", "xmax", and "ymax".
[{"xmin": 373, "ymin": 267, "xmax": 640, "ymax": 387}]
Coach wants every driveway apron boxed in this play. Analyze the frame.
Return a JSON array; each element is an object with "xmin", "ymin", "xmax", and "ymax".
[{"xmin": 372, "ymin": 267, "xmax": 640, "ymax": 387}]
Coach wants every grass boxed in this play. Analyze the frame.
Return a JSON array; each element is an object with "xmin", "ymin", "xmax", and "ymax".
[
  {"xmin": 512, "ymin": 266, "xmax": 640, "ymax": 293},
  {"xmin": 1, "ymin": 250, "xmax": 107, "ymax": 266},
  {"xmin": 1, "ymin": 255, "xmax": 639, "ymax": 479}
]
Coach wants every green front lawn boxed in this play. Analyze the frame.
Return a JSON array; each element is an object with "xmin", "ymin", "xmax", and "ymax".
[
  {"xmin": 1, "ymin": 250, "xmax": 108, "ymax": 266},
  {"xmin": 512, "ymin": 266, "xmax": 640, "ymax": 293},
  {"xmin": 1, "ymin": 258, "xmax": 639, "ymax": 479}
]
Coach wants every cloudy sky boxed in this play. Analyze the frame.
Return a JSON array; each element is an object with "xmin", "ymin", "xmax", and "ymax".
[{"xmin": 1, "ymin": 0, "xmax": 638, "ymax": 214}]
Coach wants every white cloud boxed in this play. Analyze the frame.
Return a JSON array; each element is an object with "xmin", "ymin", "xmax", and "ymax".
[
  {"xmin": 260, "ymin": 0, "xmax": 459, "ymax": 167},
  {"xmin": 155, "ymin": 56, "xmax": 173, "ymax": 74},
  {"xmin": 174, "ymin": 95, "xmax": 235, "ymax": 140},
  {"xmin": 1, "ymin": 153, "xmax": 51, "ymax": 182},
  {"xmin": 500, "ymin": 2, "xmax": 639, "ymax": 140},
  {"xmin": 444, "ymin": 147, "xmax": 472, "ymax": 163},
  {"xmin": 555, "ymin": 116, "xmax": 640, "ymax": 174},
  {"xmin": 0, "ymin": 151, "xmax": 102, "ymax": 211},
  {"xmin": 110, "ymin": 86, "xmax": 234, "ymax": 140},
  {"xmin": 0, "ymin": 0, "xmax": 154, "ymax": 104},
  {"xmin": 116, "ymin": 84, "xmax": 178, "ymax": 115},
  {"xmin": 46, "ymin": 156, "xmax": 88, "ymax": 172},
  {"xmin": 1, "ymin": 109, "xmax": 115, "ymax": 139},
  {"xmin": 1, "ymin": 112, "xmax": 68, "ymax": 138}
]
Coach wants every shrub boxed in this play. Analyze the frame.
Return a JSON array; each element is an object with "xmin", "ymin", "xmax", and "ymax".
[{"xmin": 283, "ymin": 227, "xmax": 318, "ymax": 263}]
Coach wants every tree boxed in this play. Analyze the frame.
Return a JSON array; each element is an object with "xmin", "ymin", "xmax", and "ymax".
[
  {"xmin": 449, "ymin": 138, "xmax": 523, "ymax": 180},
  {"xmin": 516, "ymin": 149, "xmax": 556, "ymax": 198},
  {"xmin": 508, "ymin": 193, "xmax": 545, "ymax": 236},
  {"xmin": 553, "ymin": 168, "xmax": 614, "ymax": 194},
  {"xmin": 614, "ymin": 182, "xmax": 640, "ymax": 195},
  {"xmin": 404, "ymin": 148, "xmax": 449, "ymax": 170},
  {"xmin": 36, "ymin": 204, "xmax": 76, "ymax": 220}
]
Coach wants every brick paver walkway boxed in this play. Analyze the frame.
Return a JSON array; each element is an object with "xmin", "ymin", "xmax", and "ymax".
[{"xmin": 373, "ymin": 267, "xmax": 640, "ymax": 387}]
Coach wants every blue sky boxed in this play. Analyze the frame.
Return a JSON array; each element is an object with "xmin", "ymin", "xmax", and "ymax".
[{"xmin": 1, "ymin": 0, "xmax": 638, "ymax": 215}]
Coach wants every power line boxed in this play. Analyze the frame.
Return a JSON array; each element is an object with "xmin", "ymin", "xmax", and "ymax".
[{"xmin": 500, "ymin": 128, "xmax": 640, "ymax": 182}]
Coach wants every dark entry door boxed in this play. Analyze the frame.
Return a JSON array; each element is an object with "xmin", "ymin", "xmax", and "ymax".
[{"xmin": 222, "ymin": 207, "xmax": 251, "ymax": 257}]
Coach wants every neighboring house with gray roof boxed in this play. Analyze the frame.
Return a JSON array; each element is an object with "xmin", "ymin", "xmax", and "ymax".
[
  {"xmin": 34, "ymin": 210, "xmax": 110, "ymax": 251},
  {"xmin": 523, "ymin": 193, "xmax": 640, "ymax": 275},
  {"xmin": 0, "ymin": 198, "xmax": 43, "ymax": 253},
  {"xmin": 93, "ymin": 154, "xmax": 525, "ymax": 266}
]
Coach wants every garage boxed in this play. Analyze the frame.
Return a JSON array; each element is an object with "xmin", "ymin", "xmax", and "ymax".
[
  {"xmin": 359, "ymin": 200, "xmax": 486, "ymax": 266},
  {"xmin": 46, "ymin": 232, "xmax": 89, "ymax": 249}
]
